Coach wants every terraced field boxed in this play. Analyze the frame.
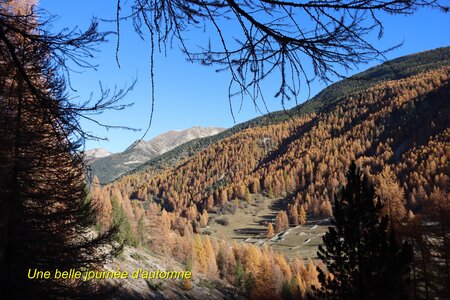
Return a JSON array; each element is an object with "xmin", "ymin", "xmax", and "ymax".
[{"xmin": 206, "ymin": 195, "xmax": 329, "ymax": 259}]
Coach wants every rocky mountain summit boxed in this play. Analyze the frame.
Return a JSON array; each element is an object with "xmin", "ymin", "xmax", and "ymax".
[{"xmin": 89, "ymin": 126, "xmax": 225, "ymax": 184}]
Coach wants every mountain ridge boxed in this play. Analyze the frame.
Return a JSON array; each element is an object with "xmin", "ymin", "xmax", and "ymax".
[
  {"xmin": 122, "ymin": 62, "xmax": 449, "ymax": 216},
  {"xmin": 117, "ymin": 46, "xmax": 450, "ymax": 184},
  {"xmin": 94, "ymin": 47, "xmax": 450, "ymax": 299},
  {"xmin": 89, "ymin": 126, "xmax": 225, "ymax": 184},
  {"xmin": 84, "ymin": 148, "xmax": 112, "ymax": 163}
]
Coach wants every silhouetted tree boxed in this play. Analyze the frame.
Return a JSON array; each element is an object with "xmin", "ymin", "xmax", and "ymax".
[
  {"xmin": 408, "ymin": 187, "xmax": 450, "ymax": 299},
  {"xmin": 315, "ymin": 161, "xmax": 413, "ymax": 300},
  {"xmin": 0, "ymin": 2, "xmax": 124, "ymax": 297}
]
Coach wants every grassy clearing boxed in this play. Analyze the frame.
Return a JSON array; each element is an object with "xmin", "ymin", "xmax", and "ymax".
[{"xmin": 206, "ymin": 195, "xmax": 330, "ymax": 259}]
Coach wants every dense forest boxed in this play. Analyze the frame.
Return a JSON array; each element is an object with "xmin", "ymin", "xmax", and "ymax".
[
  {"xmin": 1, "ymin": 1, "xmax": 449, "ymax": 298},
  {"xmin": 89, "ymin": 50, "xmax": 450, "ymax": 298}
]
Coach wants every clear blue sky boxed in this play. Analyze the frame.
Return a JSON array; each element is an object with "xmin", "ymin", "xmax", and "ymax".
[{"xmin": 39, "ymin": 1, "xmax": 450, "ymax": 153}]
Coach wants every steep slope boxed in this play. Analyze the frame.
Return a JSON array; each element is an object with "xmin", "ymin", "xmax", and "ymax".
[
  {"xmin": 110, "ymin": 56, "xmax": 449, "ymax": 221},
  {"xmin": 108, "ymin": 247, "xmax": 241, "ymax": 299},
  {"xmin": 143, "ymin": 126, "xmax": 225, "ymax": 154},
  {"xmin": 123, "ymin": 46, "xmax": 450, "ymax": 184},
  {"xmin": 90, "ymin": 126, "xmax": 225, "ymax": 184},
  {"xmin": 97, "ymin": 48, "xmax": 450, "ymax": 299}
]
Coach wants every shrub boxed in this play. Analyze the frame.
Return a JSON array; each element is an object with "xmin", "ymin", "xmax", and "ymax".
[{"xmin": 216, "ymin": 217, "xmax": 230, "ymax": 226}]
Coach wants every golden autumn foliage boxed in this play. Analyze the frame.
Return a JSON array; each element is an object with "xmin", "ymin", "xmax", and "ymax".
[
  {"xmin": 106, "ymin": 67, "xmax": 449, "ymax": 236},
  {"xmin": 275, "ymin": 210, "xmax": 289, "ymax": 233},
  {"xmin": 146, "ymin": 230, "xmax": 319, "ymax": 299},
  {"xmin": 90, "ymin": 176, "xmax": 113, "ymax": 230},
  {"xmin": 193, "ymin": 234, "xmax": 208, "ymax": 272},
  {"xmin": 376, "ymin": 166, "xmax": 407, "ymax": 228},
  {"xmin": 91, "ymin": 62, "xmax": 449, "ymax": 299},
  {"xmin": 267, "ymin": 223, "xmax": 275, "ymax": 238},
  {"xmin": 203, "ymin": 236, "xmax": 218, "ymax": 276}
]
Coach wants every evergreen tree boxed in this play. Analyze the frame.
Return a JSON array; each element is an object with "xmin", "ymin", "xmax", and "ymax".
[
  {"xmin": 234, "ymin": 259, "xmax": 245, "ymax": 288},
  {"xmin": 217, "ymin": 249, "xmax": 225, "ymax": 279},
  {"xmin": 111, "ymin": 197, "xmax": 137, "ymax": 247},
  {"xmin": 282, "ymin": 280, "xmax": 293, "ymax": 300},
  {"xmin": 315, "ymin": 161, "xmax": 413, "ymax": 300}
]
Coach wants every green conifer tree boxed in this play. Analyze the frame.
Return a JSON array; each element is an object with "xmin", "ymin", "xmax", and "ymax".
[{"xmin": 315, "ymin": 161, "xmax": 413, "ymax": 299}]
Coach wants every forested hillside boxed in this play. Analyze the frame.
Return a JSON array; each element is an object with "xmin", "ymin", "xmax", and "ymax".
[
  {"xmin": 2, "ymin": 0, "xmax": 449, "ymax": 297},
  {"xmin": 119, "ymin": 46, "xmax": 450, "ymax": 185},
  {"xmin": 111, "ymin": 66, "xmax": 448, "ymax": 220},
  {"xmin": 89, "ymin": 48, "xmax": 450, "ymax": 298},
  {"xmin": 89, "ymin": 126, "xmax": 225, "ymax": 184}
]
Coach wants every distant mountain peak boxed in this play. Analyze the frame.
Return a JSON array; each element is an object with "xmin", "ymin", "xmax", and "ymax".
[
  {"xmin": 84, "ymin": 148, "xmax": 111, "ymax": 162},
  {"xmin": 125, "ymin": 139, "xmax": 154, "ymax": 153},
  {"xmin": 126, "ymin": 126, "xmax": 225, "ymax": 154},
  {"xmin": 90, "ymin": 126, "xmax": 226, "ymax": 184}
]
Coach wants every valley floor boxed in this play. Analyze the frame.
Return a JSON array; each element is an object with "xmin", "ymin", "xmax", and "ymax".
[{"xmin": 207, "ymin": 196, "xmax": 329, "ymax": 259}]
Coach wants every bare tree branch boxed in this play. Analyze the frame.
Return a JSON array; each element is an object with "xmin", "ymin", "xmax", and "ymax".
[{"xmin": 114, "ymin": 0, "xmax": 448, "ymax": 121}]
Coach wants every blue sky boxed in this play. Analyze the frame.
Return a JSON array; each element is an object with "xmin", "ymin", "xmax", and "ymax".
[{"xmin": 39, "ymin": 1, "xmax": 450, "ymax": 153}]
